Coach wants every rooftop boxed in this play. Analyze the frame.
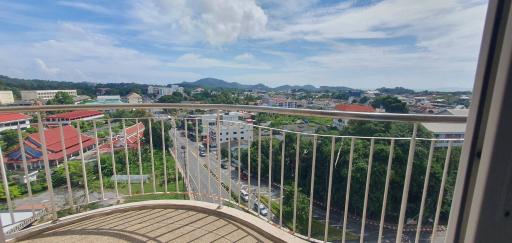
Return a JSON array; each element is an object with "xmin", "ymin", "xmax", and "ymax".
[
  {"xmin": 0, "ymin": 113, "xmax": 31, "ymax": 123},
  {"xmin": 46, "ymin": 110, "xmax": 103, "ymax": 120},
  {"xmin": 334, "ymin": 104, "xmax": 376, "ymax": 112}
]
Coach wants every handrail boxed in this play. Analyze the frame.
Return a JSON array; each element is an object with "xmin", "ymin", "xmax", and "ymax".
[{"xmin": 0, "ymin": 103, "xmax": 467, "ymax": 123}]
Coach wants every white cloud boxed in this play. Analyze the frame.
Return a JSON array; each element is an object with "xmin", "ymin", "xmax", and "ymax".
[
  {"xmin": 170, "ymin": 53, "xmax": 268, "ymax": 69},
  {"xmin": 130, "ymin": 0, "xmax": 268, "ymax": 45},
  {"xmin": 57, "ymin": 1, "xmax": 111, "ymax": 15},
  {"xmin": 234, "ymin": 53, "xmax": 254, "ymax": 61},
  {"xmin": 35, "ymin": 58, "xmax": 60, "ymax": 75}
]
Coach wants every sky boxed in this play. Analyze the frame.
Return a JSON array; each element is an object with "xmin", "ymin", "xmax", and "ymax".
[{"xmin": 0, "ymin": 0, "xmax": 488, "ymax": 90}]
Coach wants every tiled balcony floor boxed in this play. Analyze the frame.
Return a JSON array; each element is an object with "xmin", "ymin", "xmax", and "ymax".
[{"xmin": 20, "ymin": 208, "xmax": 275, "ymax": 243}]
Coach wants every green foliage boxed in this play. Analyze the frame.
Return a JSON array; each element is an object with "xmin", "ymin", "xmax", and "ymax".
[
  {"xmin": 371, "ymin": 95, "xmax": 408, "ymax": 113},
  {"xmin": 46, "ymin": 91, "xmax": 75, "ymax": 105},
  {"xmin": 0, "ymin": 129, "xmax": 20, "ymax": 152},
  {"xmin": 157, "ymin": 93, "xmax": 184, "ymax": 103}
]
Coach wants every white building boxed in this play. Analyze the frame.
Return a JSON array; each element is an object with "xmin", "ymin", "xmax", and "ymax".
[
  {"xmin": 0, "ymin": 91, "xmax": 14, "ymax": 104},
  {"xmin": 195, "ymin": 112, "xmax": 253, "ymax": 144},
  {"xmin": 148, "ymin": 85, "xmax": 184, "ymax": 98},
  {"xmin": 20, "ymin": 90, "xmax": 77, "ymax": 101},
  {"xmin": 123, "ymin": 92, "xmax": 143, "ymax": 104}
]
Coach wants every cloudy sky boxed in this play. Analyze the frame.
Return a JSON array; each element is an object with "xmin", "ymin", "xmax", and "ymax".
[{"xmin": 0, "ymin": 0, "xmax": 488, "ymax": 90}]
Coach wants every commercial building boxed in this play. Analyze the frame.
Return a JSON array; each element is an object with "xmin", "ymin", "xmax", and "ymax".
[
  {"xmin": 20, "ymin": 90, "xmax": 77, "ymax": 101},
  {"xmin": 0, "ymin": 91, "xmax": 14, "ymax": 104},
  {"xmin": 45, "ymin": 110, "xmax": 104, "ymax": 126},
  {"xmin": 148, "ymin": 85, "xmax": 184, "ymax": 98},
  {"xmin": 6, "ymin": 125, "xmax": 96, "ymax": 170},
  {"xmin": 0, "ymin": 113, "xmax": 31, "ymax": 132}
]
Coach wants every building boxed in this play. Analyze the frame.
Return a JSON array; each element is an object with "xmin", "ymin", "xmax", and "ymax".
[
  {"xmin": 123, "ymin": 92, "xmax": 143, "ymax": 104},
  {"xmin": 422, "ymin": 108, "xmax": 469, "ymax": 147},
  {"xmin": 6, "ymin": 125, "xmax": 96, "ymax": 170},
  {"xmin": 194, "ymin": 112, "xmax": 253, "ymax": 145},
  {"xmin": 45, "ymin": 110, "xmax": 104, "ymax": 126},
  {"xmin": 89, "ymin": 95, "xmax": 124, "ymax": 105},
  {"xmin": 332, "ymin": 104, "xmax": 377, "ymax": 129},
  {"xmin": 0, "ymin": 113, "xmax": 31, "ymax": 132},
  {"xmin": 148, "ymin": 85, "xmax": 183, "ymax": 98},
  {"xmin": 20, "ymin": 90, "xmax": 77, "ymax": 101},
  {"xmin": 0, "ymin": 91, "xmax": 14, "ymax": 104},
  {"xmin": 73, "ymin": 95, "xmax": 91, "ymax": 104},
  {"xmin": 261, "ymin": 97, "xmax": 298, "ymax": 108}
]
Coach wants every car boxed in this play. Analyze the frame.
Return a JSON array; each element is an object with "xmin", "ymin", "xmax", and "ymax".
[
  {"xmin": 199, "ymin": 151, "xmax": 206, "ymax": 157},
  {"xmin": 240, "ymin": 190, "xmax": 249, "ymax": 202},
  {"xmin": 253, "ymin": 202, "xmax": 268, "ymax": 216},
  {"xmin": 180, "ymin": 145, "xmax": 186, "ymax": 149},
  {"xmin": 221, "ymin": 159, "xmax": 228, "ymax": 169},
  {"xmin": 241, "ymin": 171, "xmax": 248, "ymax": 180}
]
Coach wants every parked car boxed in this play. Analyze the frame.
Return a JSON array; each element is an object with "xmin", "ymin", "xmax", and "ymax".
[
  {"xmin": 240, "ymin": 190, "xmax": 249, "ymax": 202},
  {"xmin": 221, "ymin": 159, "xmax": 228, "ymax": 169},
  {"xmin": 253, "ymin": 202, "xmax": 268, "ymax": 216},
  {"xmin": 180, "ymin": 145, "xmax": 186, "ymax": 149},
  {"xmin": 199, "ymin": 151, "xmax": 206, "ymax": 157}
]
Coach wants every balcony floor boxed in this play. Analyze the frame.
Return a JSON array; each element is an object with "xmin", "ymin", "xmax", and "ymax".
[{"xmin": 20, "ymin": 208, "xmax": 276, "ymax": 243}]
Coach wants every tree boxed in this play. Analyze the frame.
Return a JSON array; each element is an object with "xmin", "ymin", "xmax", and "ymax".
[
  {"xmin": 371, "ymin": 95, "xmax": 408, "ymax": 113},
  {"xmin": 0, "ymin": 129, "xmax": 19, "ymax": 151},
  {"xmin": 158, "ymin": 93, "xmax": 184, "ymax": 103},
  {"xmin": 46, "ymin": 91, "xmax": 74, "ymax": 105}
]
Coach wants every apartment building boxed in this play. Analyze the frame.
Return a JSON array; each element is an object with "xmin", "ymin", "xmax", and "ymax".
[
  {"xmin": 0, "ymin": 91, "xmax": 14, "ymax": 104},
  {"xmin": 194, "ymin": 112, "xmax": 253, "ymax": 144},
  {"xmin": 122, "ymin": 92, "xmax": 143, "ymax": 104},
  {"xmin": 20, "ymin": 90, "xmax": 77, "ymax": 101},
  {"xmin": 147, "ymin": 85, "xmax": 184, "ymax": 98}
]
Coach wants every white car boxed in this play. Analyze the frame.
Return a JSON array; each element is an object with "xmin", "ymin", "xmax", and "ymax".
[
  {"xmin": 253, "ymin": 202, "xmax": 268, "ymax": 216},
  {"xmin": 240, "ymin": 190, "xmax": 249, "ymax": 202}
]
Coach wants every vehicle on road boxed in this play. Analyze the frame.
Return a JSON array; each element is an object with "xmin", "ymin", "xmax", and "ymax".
[
  {"xmin": 253, "ymin": 202, "xmax": 268, "ymax": 216},
  {"xmin": 199, "ymin": 151, "xmax": 206, "ymax": 157},
  {"xmin": 240, "ymin": 190, "xmax": 249, "ymax": 202},
  {"xmin": 221, "ymin": 159, "xmax": 228, "ymax": 169},
  {"xmin": 180, "ymin": 145, "xmax": 186, "ymax": 149}
]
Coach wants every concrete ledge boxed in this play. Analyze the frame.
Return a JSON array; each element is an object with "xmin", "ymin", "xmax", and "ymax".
[{"xmin": 8, "ymin": 200, "xmax": 306, "ymax": 243}]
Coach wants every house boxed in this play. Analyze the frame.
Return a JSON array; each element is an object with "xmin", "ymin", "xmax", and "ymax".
[
  {"xmin": 99, "ymin": 122, "xmax": 145, "ymax": 152},
  {"xmin": 0, "ymin": 113, "xmax": 31, "ymax": 132},
  {"xmin": 422, "ymin": 108, "xmax": 469, "ymax": 147},
  {"xmin": 332, "ymin": 104, "xmax": 377, "ymax": 129},
  {"xmin": 6, "ymin": 125, "xmax": 96, "ymax": 170},
  {"xmin": 45, "ymin": 110, "xmax": 104, "ymax": 126},
  {"xmin": 123, "ymin": 92, "xmax": 143, "ymax": 104}
]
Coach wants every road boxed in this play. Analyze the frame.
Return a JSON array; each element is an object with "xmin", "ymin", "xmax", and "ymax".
[{"xmin": 171, "ymin": 128, "xmax": 443, "ymax": 242}]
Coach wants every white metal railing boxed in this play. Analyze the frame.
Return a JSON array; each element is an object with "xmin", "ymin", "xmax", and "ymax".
[{"xmin": 0, "ymin": 104, "xmax": 465, "ymax": 242}]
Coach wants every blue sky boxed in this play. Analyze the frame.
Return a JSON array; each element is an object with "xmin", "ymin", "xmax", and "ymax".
[{"xmin": 0, "ymin": 0, "xmax": 488, "ymax": 90}]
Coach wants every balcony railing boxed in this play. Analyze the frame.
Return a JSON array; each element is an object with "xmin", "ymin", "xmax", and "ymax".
[{"xmin": 0, "ymin": 104, "xmax": 466, "ymax": 242}]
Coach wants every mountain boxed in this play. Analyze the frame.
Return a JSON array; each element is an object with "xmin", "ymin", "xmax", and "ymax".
[{"xmin": 176, "ymin": 78, "xmax": 354, "ymax": 92}]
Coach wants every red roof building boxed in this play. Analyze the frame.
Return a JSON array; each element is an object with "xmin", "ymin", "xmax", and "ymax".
[
  {"xmin": 0, "ymin": 113, "xmax": 31, "ymax": 132},
  {"xmin": 46, "ymin": 110, "xmax": 104, "ymax": 126},
  {"xmin": 334, "ymin": 104, "xmax": 376, "ymax": 112},
  {"xmin": 6, "ymin": 125, "xmax": 96, "ymax": 170},
  {"xmin": 100, "ymin": 122, "xmax": 145, "ymax": 152}
]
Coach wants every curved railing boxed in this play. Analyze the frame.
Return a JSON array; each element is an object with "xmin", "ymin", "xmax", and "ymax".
[{"xmin": 0, "ymin": 104, "xmax": 466, "ymax": 242}]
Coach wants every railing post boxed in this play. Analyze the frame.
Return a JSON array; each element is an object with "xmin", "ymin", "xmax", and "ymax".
[
  {"xmin": 248, "ymin": 125, "xmax": 252, "ymax": 208},
  {"xmin": 257, "ymin": 127, "xmax": 262, "ymax": 216},
  {"xmin": 92, "ymin": 120, "xmax": 105, "ymax": 200},
  {"xmin": 184, "ymin": 118, "xmax": 191, "ymax": 198},
  {"xmin": 58, "ymin": 123, "xmax": 74, "ymax": 211},
  {"xmin": 378, "ymin": 139, "xmax": 395, "ymax": 243},
  {"xmin": 195, "ymin": 118, "xmax": 201, "ymax": 198},
  {"xmin": 148, "ymin": 118, "xmax": 156, "ymax": 193},
  {"xmin": 279, "ymin": 131, "xmax": 286, "ymax": 228},
  {"xmin": 216, "ymin": 110, "xmax": 222, "ymax": 207},
  {"xmin": 342, "ymin": 137, "xmax": 356, "ymax": 243},
  {"xmin": 107, "ymin": 119, "xmax": 119, "ymax": 198},
  {"xmin": 307, "ymin": 135, "xmax": 318, "ymax": 240},
  {"xmin": 432, "ymin": 140, "xmax": 453, "ymax": 241},
  {"xmin": 36, "ymin": 112, "xmax": 57, "ymax": 220},
  {"xmin": 267, "ymin": 129, "xmax": 273, "ymax": 222},
  {"xmin": 121, "ymin": 119, "xmax": 131, "ymax": 196},
  {"xmin": 17, "ymin": 124, "xmax": 35, "ymax": 216},
  {"xmin": 136, "ymin": 119, "xmax": 144, "ymax": 194},
  {"xmin": 171, "ymin": 118, "xmax": 178, "ymax": 193},
  {"xmin": 0, "ymin": 145, "xmax": 15, "ymax": 225},
  {"xmin": 238, "ymin": 122, "xmax": 242, "ymax": 206},
  {"xmin": 228, "ymin": 123, "xmax": 232, "ymax": 204},
  {"xmin": 76, "ymin": 120, "xmax": 90, "ymax": 203},
  {"xmin": 360, "ymin": 138, "xmax": 375, "ymax": 243},
  {"xmin": 162, "ymin": 119, "xmax": 168, "ymax": 193},
  {"xmin": 293, "ymin": 133, "xmax": 301, "ymax": 233},
  {"xmin": 324, "ymin": 136, "xmax": 337, "ymax": 242},
  {"xmin": 396, "ymin": 123, "xmax": 418, "ymax": 243},
  {"xmin": 415, "ymin": 140, "xmax": 435, "ymax": 243}
]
